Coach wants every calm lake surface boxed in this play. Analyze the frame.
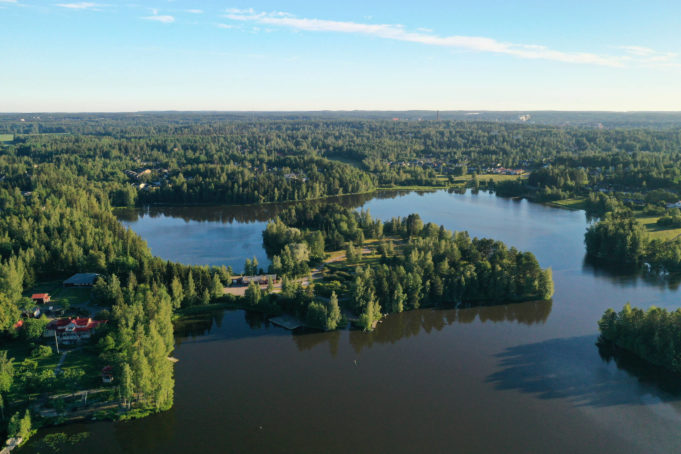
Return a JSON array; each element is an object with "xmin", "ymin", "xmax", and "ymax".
[{"xmin": 21, "ymin": 190, "xmax": 681, "ymax": 454}]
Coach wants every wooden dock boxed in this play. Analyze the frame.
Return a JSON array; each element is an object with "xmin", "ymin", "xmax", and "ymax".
[{"xmin": 269, "ymin": 315, "xmax": 304, "ymax": 330}]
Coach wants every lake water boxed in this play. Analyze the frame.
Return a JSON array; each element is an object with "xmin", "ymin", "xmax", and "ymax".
[{"xmin": 21, "ymin": 190, "xmax": 681, "ymax": 454}]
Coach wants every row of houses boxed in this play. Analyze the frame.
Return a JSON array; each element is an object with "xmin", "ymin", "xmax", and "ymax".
[
  {"xmin": 231, "ymin": 274, "xmax": 278, "ymax": 286},
  {"xmin": 485, "ymin": 167, "xmax": 526, "ymax": 176}
]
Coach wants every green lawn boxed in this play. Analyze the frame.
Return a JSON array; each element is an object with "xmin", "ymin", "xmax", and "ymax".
[
  {"xmin": 4, "ymin": 340, "xmax": 106, "ymax": 404},
  {"xmin": 549, "ymin": 197, "xmax": 588, "ymax": 210},
  {"xmin": 0, "ymin": 133, "xmax": 14, "ymax": 142},
  {"xmin": 4, "ymin": 339, "xmax": 60, "ymax": 370},
  {"xmin": 60, "ymin": 345, "xmax": 106, "ymax": 389},
  {"xmin": 25, "ymin": 280, "xmax": 92, "ymax": 308},
  {"xmin": 636, "ymin": 215, "xmax": 681, "ymax": 240},
  {"xmin": 478, "ymin": 173, "xmax": 527, "ymax": 182}
]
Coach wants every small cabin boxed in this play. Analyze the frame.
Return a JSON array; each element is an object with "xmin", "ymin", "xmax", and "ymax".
[
  {"xmin": 101, "ymin": 366, "xmax": 114, "ymax": 384},
  {"xmin": 31, "ymin": 293, "xmax": 51, "ymax": 304}
]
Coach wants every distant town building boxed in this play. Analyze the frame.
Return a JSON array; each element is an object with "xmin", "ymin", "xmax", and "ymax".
[
  {"xmin": 232, "ymin": 275, "xmax": 277, "ymax": 286},
  {"xmin": 666, "ymin": 201, "xmax": 681, "ymax": 209}
]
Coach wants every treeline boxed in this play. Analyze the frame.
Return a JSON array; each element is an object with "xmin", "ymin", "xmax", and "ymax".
[
  {"xmin": 0, "ymin": 165, "xmax": 234, "ymax": 438},
  {"xmin": 137, "ymin": 157, "xmax": 375, "ymax": 205},
  {"xmin": 584, "ymin": 209, "xmax": 681, "ymax": 271},
  {"xmin": 6, "ymin": 116, "xmax": 681, "ymax": 210},
  {"xmin": 598, "ymin": 303, "xmax": 681, "ymax": 374},
  {"xmin": 257, "ymin": 205, "xmax": 553, "ymax": 330}
]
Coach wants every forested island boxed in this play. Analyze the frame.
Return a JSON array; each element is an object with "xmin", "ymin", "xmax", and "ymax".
[
  {"xmin": 598, "ymin": 304, "xmax": 681, "ymax": 375},
  {"xmin": 255, "ymin": 205, "xmax": 553, "ymax": 330},
  {"xmin": 2, "ymin": 112, "xmax": 681, "ymax": 447}
]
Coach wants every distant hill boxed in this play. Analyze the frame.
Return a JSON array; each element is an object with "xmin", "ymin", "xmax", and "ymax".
[{"xmin": 2, "ymin": 111, "xmax": 681, "ymax": 132}]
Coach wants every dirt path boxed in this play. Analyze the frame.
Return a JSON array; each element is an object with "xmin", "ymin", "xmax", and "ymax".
[{"xmin": 54, "ymin": 347, "xmax": 82, "ymax": 375}]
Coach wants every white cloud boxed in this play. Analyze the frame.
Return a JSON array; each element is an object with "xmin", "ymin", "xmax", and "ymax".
[
  {"xmin": 225, "ymin": 7, "xmax": 254, "ymax": 14},
  {"xmin": 143, "ymin": 14, "xmax": 175, "ymax": 23},
  {"xmin": 186, "ymin": 9, "xmax": 202, "ymax": 14},
  {"xmin": 223, "ymin": 10, "xmax": 680, "ymax": 68},
  {"xmin": 217, "ymin": 23, "xmax": 233, "ymax": 29},
  {"xmin": 55, "ymin": 2, "xmax": 102, "ymax": 9},
  {"xmin": 618, "ymin": 45, "xmax": 677, "ymax": 63},
  {"xmin": 0, "ymin": 0, "xmax": 19, "ymax": 3},
  {"xmin": 620, "ymin": 45, "xmax": 657, "ymax": 57}
]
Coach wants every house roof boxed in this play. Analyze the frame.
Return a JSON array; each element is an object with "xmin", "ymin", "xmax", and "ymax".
[
  {"xmin": 31, "ymin": 293, "xmax": 49, "ymax": 299},
  {"xmin": 63, "ymin": 273, "xmax": 100, "ymax": 285},
  {"xmin": 47, "ymin": 317, "xmax": 107, "ymax": 333}
]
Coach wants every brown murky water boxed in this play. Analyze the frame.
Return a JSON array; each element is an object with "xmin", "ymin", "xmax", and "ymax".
[{"xmin": 20, "ymin": 190, "xmax": 681, "ymax": 454}]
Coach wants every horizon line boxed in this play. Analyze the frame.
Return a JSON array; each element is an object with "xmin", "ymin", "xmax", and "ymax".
[{"xmin": 3, "ymin": 109, "xmax": 681, "ymax": 114}]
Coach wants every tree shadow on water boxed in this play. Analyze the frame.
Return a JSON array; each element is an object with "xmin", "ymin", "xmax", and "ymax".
[{"xmin": 486, "ymin": 335, "xmax": 681, "ymax": 408}]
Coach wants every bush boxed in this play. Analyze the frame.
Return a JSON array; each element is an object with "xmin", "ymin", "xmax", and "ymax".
[
  {"xmin": 7, "ymin": 409, "xmax": 32, "ymax": 440},
  {"xmin": 21, "ymin": 317, "xmax": 49, "ymax": 341},
  {"xmin": 656, "ymin": 215, "xmax": 681, "ymax": 228},
  {"xmin": 31, "ymin": 345, "xmax": 53, "ymax": 359}
]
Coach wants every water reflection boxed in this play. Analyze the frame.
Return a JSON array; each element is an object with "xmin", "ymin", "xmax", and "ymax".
[
  {"xmin": 487, "ymin": 335, "xmax": 681, "ymax": 407},
  {"xmin": 581, "ymin": 255, "xmax": 681, "ymax": 291},
  {"xmin": 173, "ymin": 309, "xmax": 283, "ymax": 348},
  {"xmin": 292, "ymin": 329, "xmax": 342, "ymax": 357},
  {"xmin": 596, "ymin": 339, "xmax": 681, "ymax": 396},
  {"xmin": 116, "ymin": 190, "xmax": 413, "ymax": 224},
  {"xmin": 291, "ymin": 300, "xmax": 552, "ymax": 355}
]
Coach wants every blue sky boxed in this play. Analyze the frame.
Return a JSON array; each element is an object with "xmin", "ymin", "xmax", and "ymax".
[{"xmin": 1, "ymin": 0, "xmax": 680, "ymax": 111}]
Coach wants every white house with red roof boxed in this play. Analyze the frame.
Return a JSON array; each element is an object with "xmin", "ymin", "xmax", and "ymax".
[{"xmin": 44, "ymin": 317, "xmax": 107, "ymax": 344}]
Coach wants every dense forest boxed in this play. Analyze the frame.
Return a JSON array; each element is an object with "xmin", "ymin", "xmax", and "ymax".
[
  {"xmin": 584, "ymin": 208, "xmax": 681, "ymax": 272},
  {"xmin": 259, "ymin": 204, "xmax": 553, "ymax": 330},
  {"xmin": 3, "ymin": 114, "xmax": 681, "ymax": 208},
  {"xmin": 3, "ymin": 113, "xmax": 681, "ymax": 442},
  {"xmin": 0, "ymin": 166, "xmax": 231, "ymax": 440},
  {"xmin": 599, "ymin": 303, "xmax": 681, "ymax": 375}
]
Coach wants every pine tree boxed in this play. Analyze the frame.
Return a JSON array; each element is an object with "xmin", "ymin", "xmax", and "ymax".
[
  {"xmin": 170, "ymin": 276, "xmax": 184, "ymax": 309},
  {"xmin": 185, "ymin": 271, "xmax": 196, "ymax": 306},
  {"xmin": 326, "ymin": 291, "xmax": 341, "ymax": 330},
  {"xmin": 211, "ymin": 273, "xmax": 224, "ymax": 299},
  {"xmin": 392, "ymin": 284, "xmax": 406, "ymax": 313},
  {"xmin": 245, "ymin": 281, "xmax": 262, "ymax": 306},
  {"xmin": 121, "ymin": 363, "xmax": 133, "ymax": 408}
]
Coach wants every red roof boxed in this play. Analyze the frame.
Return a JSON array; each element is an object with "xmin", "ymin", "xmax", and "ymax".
[
  {"xmin": 13, "ymin": 320, "xmax": 23, "ymax": 329},
  {"xmin": 47, "ymin": 317, "xmax": 106, "ymax": 333},
  {"xmin": 32, "ymin": 293, "xmax": 49, "ymax": 299}
]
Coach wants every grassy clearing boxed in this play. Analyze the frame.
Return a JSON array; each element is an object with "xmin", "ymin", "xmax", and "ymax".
[
  {"xmin": 548, "ymin": 197, "xmax": 588, "ymax": 210},
  {"xmin": 4, "ymin": 339, "xmax": 60, "ymax": 370},
  {"xmin": 60, "ymin": 345, "xmax": 106, "ymax": 388},
  {"xmin": 0, "ymin": 133, "xmax": 14, "ymax": 142},
  {"xmin": 476, "ymin": 173, "xmax": 527, "ymax": 183},
  {"xmin": 378, "ymin": 174, "xmax": 526, "ymax": 191},
  {"xmin": 25, "ymin": 280, "xmax": 92, "ymax": 307},
  {"xmin": 377, "ymin": 185, "xmax": 445, "ymax": 191},
  {"xmin": 4, "ymin": 340, "xmax": 109, "ymax": 404},
  {"xmin": 636, "ymin": 214, "xmax": 681, "ymax": 240}
]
